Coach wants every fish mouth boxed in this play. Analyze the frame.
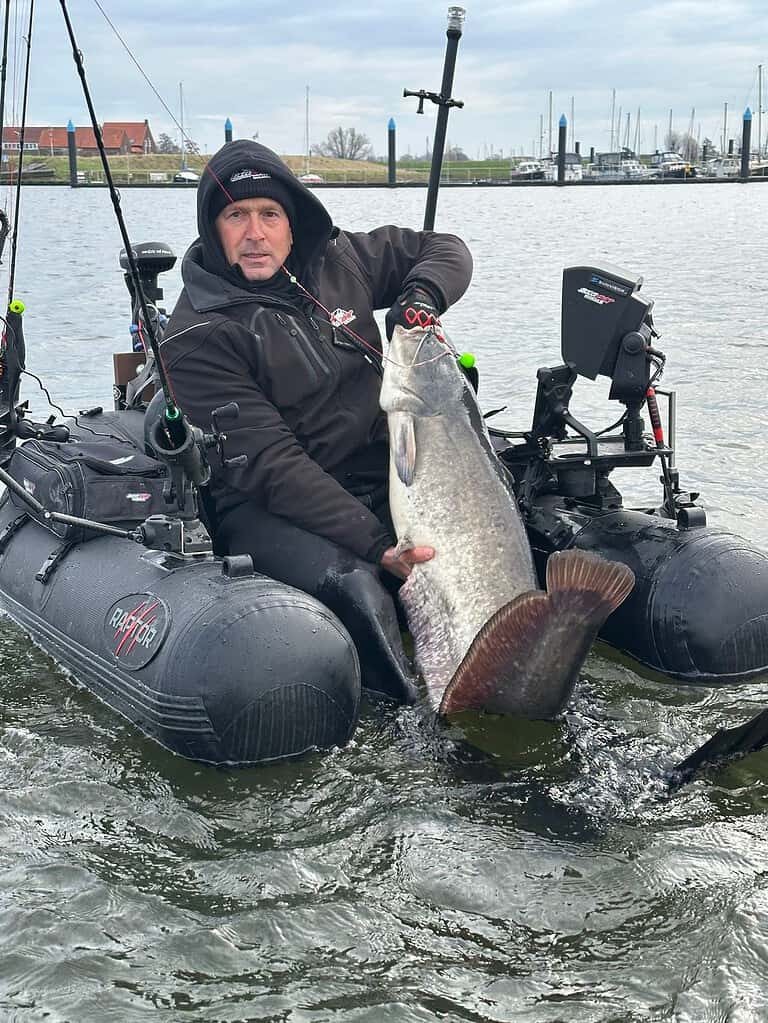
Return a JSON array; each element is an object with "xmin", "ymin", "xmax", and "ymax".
[{"xmin": 392, "ymin": 328, "xmax": 439, "ymax": 363}]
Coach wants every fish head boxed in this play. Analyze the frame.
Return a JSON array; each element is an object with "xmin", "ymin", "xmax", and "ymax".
[{"xmin": 380, "ymin": 325, "xmax": 466, "ymax": 418}]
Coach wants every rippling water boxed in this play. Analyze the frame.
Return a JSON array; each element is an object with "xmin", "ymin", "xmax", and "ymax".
[{"xmin": 2, "ymin": 183, "xmax": 768, "ymax": 1021}]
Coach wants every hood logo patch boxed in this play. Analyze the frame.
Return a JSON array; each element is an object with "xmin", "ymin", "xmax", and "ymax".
[
  {"xmin": 230, "ymin": 169, "xmax": 271, "ymax": 183},
  {"xmin": 105, "ymin": 593, "xmax": 171, "ymax": 670}
]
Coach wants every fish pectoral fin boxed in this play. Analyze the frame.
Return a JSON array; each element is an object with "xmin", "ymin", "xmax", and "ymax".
[
  {"xmin": 545, "ymin": 548, "xmax": 635, "ymax": 615},
  {"xmin": 390, "ymin": 411, "xmax": 416, "ymax": 486},
  {"xmin": 439, "ymin": 552, "xmax": 635, "ymax": 722}
]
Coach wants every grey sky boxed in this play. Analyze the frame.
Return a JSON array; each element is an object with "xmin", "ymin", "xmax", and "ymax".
[{"xmin": 23, "ymin": 1, "xmax": 768, "ymax": 159}]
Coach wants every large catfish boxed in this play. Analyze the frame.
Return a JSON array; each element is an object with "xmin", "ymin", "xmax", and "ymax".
[{"xmin": 380, "ymin": 325, "xmax": 635, "ymax": 720}]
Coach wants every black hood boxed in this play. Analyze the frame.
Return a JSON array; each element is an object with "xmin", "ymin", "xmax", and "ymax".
[{"xmin": 196, "ymin": 139, "xmax": 333, "ymax": 284}]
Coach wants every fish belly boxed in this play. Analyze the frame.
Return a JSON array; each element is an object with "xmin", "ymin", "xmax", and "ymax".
[{"xmin": 390, "ymin": 415, "xmax": 537, "ymax": 708}]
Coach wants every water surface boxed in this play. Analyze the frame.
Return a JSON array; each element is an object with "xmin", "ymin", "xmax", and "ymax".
[{"xmin": 1, "ymin": 183, "xmax": 768, "ymax": 1021}]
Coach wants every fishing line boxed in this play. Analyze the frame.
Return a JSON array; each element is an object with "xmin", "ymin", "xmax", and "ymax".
[
  {"xmin": 281, "ymin": 266, "xmax": 457, "ymax": 370},
  {"xmin": 201, "ymin": 160, "xmax": 234, "ymax": 206},
  {"xmin": 0, "ymin": 3, "xmax": 11, "ymax": 178},
  {"xmin": 59, "ymin": 0, "xmax": 185, "ymax": 432},
  {"xmin": 19, "ymin": 366, "xmax": 141, "ymax": 446},
  {"xmin": 90, "ymin": 0, "xmax": 196, "ymax": 151}
]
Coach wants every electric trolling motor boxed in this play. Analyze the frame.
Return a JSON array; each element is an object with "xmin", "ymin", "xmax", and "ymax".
[
  {"xmin": 499, "ymin": 264, "xmax": 706, "ymax": 557},
  {"xmin": 115, "ymin": 241, "xmax": 176, "ymax": 409}
]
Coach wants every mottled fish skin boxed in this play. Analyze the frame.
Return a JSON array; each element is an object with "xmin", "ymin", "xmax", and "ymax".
[{"xmin": 380, "ymin": 324, "xmax": 635, "ymax": 720}]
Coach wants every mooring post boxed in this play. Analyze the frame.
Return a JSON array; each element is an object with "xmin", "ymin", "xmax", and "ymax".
[
  {"xmin": 557, "ymin": 114, "xmax": 567, "ymax": 185},
  {"xmin": 67, "ymin": 119, "xmax": 77, "ymax": 187},
  {"xmin": 224, "ymin": 118, "xmax": 233, "ymax": 144},
  {"xmin": 741, "ymin": 108, "xmax": 752, "ymax": 180},
  {"xmin": 388, "ymin": 118, "xmax": 396, "ymax": 186}
]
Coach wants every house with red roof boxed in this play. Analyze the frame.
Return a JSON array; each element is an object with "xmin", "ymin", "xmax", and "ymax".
[
  {"xmin": 107, "ymin": 121, "xmax": 156, "ymax": 154},
  {"xmin": 1, "ymin": 120, "xmax": 156, "ymax": 157}
]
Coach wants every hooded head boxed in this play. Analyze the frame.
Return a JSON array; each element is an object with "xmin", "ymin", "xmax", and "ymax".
[{"xmin": 196, "ymin": 139, "xmax": 333, "ymax": 288}]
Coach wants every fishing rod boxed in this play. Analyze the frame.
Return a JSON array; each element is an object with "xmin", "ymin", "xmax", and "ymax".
[
  {"xmin": 0, "ymin": 0, "xmax": 12, "ymax": 264},
  {"xmin": 58, "ymin": 0, "xmax": 201, "ymax": 468},
  {"xmin": 6, "ymin": 0, "xmax": 33, "ymax": 307},
  {"xmin": 404, "ymin": 6, "xmax": 466, "ymax": 231},
  {"xmin": 0, "ymin": 0, "xmax": 34, "ymax": 455}
]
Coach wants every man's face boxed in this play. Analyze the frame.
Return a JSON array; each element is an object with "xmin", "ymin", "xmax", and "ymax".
[{"xmin": 215, "ymin": 197, "xmax": 293, "ymax": 281}]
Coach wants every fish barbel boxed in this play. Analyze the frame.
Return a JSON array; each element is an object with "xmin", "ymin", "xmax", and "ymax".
[{"xmin": 380, "ymin": 324, "xmax": 634, "ymax": 719}]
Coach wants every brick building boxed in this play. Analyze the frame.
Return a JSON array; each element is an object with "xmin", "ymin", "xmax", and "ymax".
[{"xmin": 1, "ymin": 120, "xmax": 156, "ymax": 156}]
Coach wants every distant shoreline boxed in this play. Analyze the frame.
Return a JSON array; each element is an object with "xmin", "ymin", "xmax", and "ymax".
[{"xmin": 7, "ymin": 176, "xmax": 768, "ymax": 188}]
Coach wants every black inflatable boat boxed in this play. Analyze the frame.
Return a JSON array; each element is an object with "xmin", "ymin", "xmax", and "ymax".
[{"xmin": 0, "ymin": 253, "xmax": 766, "ymax": 766}]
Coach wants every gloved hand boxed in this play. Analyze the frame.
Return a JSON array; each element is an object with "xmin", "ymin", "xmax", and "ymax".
[{"xmin": 385, "ymin": 286, "xmax": 441, "ymax": 340}]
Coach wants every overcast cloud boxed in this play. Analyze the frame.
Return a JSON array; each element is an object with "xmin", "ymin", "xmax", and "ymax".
[{"xmin": 21, "ymin": 1, "xmax": 768, "ymax": 160}]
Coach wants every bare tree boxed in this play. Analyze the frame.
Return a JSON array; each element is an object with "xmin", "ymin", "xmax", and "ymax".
[
  {"xmin": 157, "ymin": 132, "xmax": 180, "ymax": 154},
  {"xmin": 312, "ymin": 126, "xmax": 372, "ymax": 161},
  {"xmin": 663, "ymin": 129, "xmax": 699, "ymax": 162},
  {"xmin": 184, "ymin": 138, "xmax": 201, "ymax": 156}
]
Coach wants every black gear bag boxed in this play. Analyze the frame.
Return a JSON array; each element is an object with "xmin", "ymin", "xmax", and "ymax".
[{"xmin": 6, "ymin": 421, "xmax": 169, "ymax": 542}]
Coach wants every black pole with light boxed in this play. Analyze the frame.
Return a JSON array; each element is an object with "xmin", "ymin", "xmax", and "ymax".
[
  {"xmin": 404, "ymin": 6, "xmax": 466, "ymax": 231},
  {"xmin": 740, "ymin": 107, "xmax": 752, "ymax": 181}
]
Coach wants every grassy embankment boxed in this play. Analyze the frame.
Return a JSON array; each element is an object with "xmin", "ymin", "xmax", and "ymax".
[{"xmin": 21, "ymin": 153, "xmax": 518, "ymax": 185}]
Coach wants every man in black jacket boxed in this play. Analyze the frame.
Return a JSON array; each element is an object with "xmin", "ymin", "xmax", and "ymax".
[{"xmin": 162, "ymin": 139, "xmax": 472, "ymax": 702}]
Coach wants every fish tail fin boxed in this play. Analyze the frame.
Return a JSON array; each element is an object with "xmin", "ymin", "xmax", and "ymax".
[{"xmin": 439, "ymin": 550, "xmax": 635, "ymax": 720}]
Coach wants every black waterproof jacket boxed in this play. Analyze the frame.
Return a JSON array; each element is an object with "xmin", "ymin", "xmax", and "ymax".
[{"xmin": 162, "ymin": 140, "xmax": 472, "ymax": 562}]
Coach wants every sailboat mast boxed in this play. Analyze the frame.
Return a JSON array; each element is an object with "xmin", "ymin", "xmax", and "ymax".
[
  {"xmin": 305, "ymin": 85, "xmax": 310, "ymax": 175},
  {"xmin": 179, "ymin": 82, "xmax": 187, "ymax": 171},
  {"xmin": 759, "ymin": 64, "xmax": 762, "ymax": 161},
  {"xmin": 609, "ymin": 88, "xmax": 615, "ymax": 151}
]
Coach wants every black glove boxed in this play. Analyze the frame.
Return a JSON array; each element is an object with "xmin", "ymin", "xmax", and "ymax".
[{"xmin": 385, "ymin": 286, "xmax": 441, "ymax": 340}]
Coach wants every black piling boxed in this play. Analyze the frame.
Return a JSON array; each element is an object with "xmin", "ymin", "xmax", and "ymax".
[
  {"xmin": 225, "ymin": 118, "xmax": 233, "ymax": 144},
  {"xmin": 66, "ymin": 119, "xmax": 77, "ymax": 187},
  {"xmin": 728, "ymin": 138, "xmax": 734, "ymax": 156},
  {"xmin": 575, "ymin": 141, "xmax": 580, "ymax": 156},
  {"xmin": 388, "ymin": 118, "xmax": 396, "ymax": 186},
  {"xmin": 589, "ymin": 145, "xmax": 595, "ymax": 163},
  {"xmin": 741, "ymin": 107, "xmax": 752, "ymax": 180},
  {"xmin": 557, "ymin": 114, "xmax": 567, "ymax": 185}
]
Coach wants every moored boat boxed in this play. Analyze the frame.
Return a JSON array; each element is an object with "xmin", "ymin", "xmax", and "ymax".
[{"xmin": 509, "ymin": 159, "xmax": 545, "ymax": 181}]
